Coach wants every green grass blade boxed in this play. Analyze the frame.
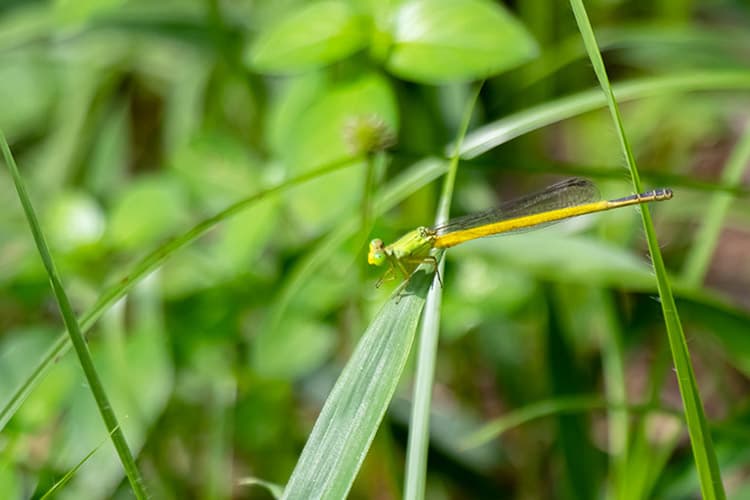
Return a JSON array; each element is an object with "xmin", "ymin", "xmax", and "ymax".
[
  {"xmin": 568, "ymin": 2, "xmax": 726, "ymax": 499},
  {"xmin": 460, "ymin": 70, "xmax": 750, "ymax": 159},
  {"xmin": 238, "ymin": 478, "xmax": 283, "ymax": 499},
  {"xmin": 404, "ymin": 83, "xmax": 482, "ymax": 500},
  {"xmin": 40, "ymin": 425, "xmax": 121, "ymax": 500},
  {"xmin": 0, "ymin": 132, "xmax": 148, "ymax": 499},
  {"xmin": 681, "ymin": 125, "xmax": 750, "ymax": 286},
  {"xmin": 282, "ymin": 270, "xmax": 433, "ymax": 499},
  {"xmin": 0, "ymin": 157, "xmax": 357, "ymax": 432},
  {"xmin": 458, "ymin": 396, "xmax": 680, "ymax": 450},
  {"xmin": 595, "ymin": 292, "xmax": 630, "ymax": 495},
  {"xmin": 461, "ymin": 395, "xmax": 606, "ymax": 450}
]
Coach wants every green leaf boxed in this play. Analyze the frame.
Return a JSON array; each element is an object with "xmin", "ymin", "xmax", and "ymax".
[
  {"xmin": 271, "ymin": 73, "xmax": 399, "ymax": 172},
  {"xmin": 45, "ymin": 192, "xmax": 105, "ymax": 252},
  {"xmin": 0, "ymin": 58, "xmax": 56, "ymax": 140},
  {"xmin": 247, "ymin": 1, "xmax": 370, "ymax": 73},
  {"xmin": 282, "ymin": 270, "xmax": 431, "ymax": 499},
  {"xmin": 453, "ymin": 232, "xmax": 657, "ymax": 291},
  {"xmin": 108, "ymin": 175, "xmax": 190, "ymax": 251},
  {"xmin": 252, "ymin": 315, "xmax": 337, "ymax": 378},
  {"xmin": 381, "ymin": 0, "xmax": 538, "ymax": 83},
  {"xmin": 270, "ymin": 72, "xmax": 398, "ymax": 228},
  {"xmin": 53, "ymin": 0, "xmax": 124, "ymax": 25},
  {"xmin": 0, "ymin": 459, "xmax": 20, "ymax": 500},
  {"xmin": 0, "ymin": 327, "xmax": 76, "ymax": 430},
  {"xmin": 169, "ymin": 134, "xmax": 280, "ymax": 283}
]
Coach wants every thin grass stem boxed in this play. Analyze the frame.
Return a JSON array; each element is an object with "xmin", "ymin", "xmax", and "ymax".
[
  {"xmin": 1, "ymin": 131, "xmax": 148, "ymax": 499},
  {"xmin": 568, "ymin": 2, "xmax": 726, "ymax": 498}
]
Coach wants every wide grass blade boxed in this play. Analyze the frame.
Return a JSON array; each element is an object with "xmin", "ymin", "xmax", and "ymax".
[
  {"xmin": 282, "ymin": 270, "xmax": 433, "ymax": 499},
  {"xmin": 568, "ymin": 2, "xmax": 726, "ymax": 498},
  {"xmin": 0, "ymin": 132, "xmax": 147, "ymax": 499}
]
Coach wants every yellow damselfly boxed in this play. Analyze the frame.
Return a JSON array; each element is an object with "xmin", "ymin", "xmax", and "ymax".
[{"xmin": 368, "ymin": 178, "xmax": 672, "ymax": 283}]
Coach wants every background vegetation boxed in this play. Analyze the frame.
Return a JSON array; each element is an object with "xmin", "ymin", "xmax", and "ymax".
[{"xmin": 1, "ymin": 0, "xmax": 749, "ymax": 498}]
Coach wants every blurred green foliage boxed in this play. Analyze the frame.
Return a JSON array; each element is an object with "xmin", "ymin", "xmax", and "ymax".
[{"xmin": 1, "ymin": 0, "xmax": 750, "ymax": 498}]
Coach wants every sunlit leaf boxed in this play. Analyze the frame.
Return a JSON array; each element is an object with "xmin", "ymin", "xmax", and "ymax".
[
  {"xmin": 247, "ymin": 1, "xmax": 370, "ymax": 73},
  {"xmin": 381, "ymin": 0, "xmax": 538, "ymax": 83}
]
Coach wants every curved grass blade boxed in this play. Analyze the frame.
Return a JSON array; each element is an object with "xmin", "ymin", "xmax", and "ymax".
[
  {"xmin": 1, "ymin": 132, "xmax": 147, "ymax": 499},
  {"xmin": 282, "ymin": 270, "xmax": 433, "ymax": 499},
  {"xmin": 401, "ymin": 151, "xmax": 750, "ymax": 197},
  {"xmin": 568, "ymin": 2, "xmax": 726, "ymax": 498},
  {"xmin": 0, "ymin": 156, "xmax": 358, "ymax": 431},
  {"xmin": 460, "ymin": 70, "xmax": 750, "ymax": 159},
  {"xmin": 459, "ymin": 396, "xmax": 682, "ymax": 450},
  {"xmin": 238, "ymin": 478, "xmax": 283, "ymax": 499}
]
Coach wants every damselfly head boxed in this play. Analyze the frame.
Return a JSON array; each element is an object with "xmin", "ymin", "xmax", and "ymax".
[{"xmin": 368, "ymin": 239, "xmax": 386, "ymax": 266}]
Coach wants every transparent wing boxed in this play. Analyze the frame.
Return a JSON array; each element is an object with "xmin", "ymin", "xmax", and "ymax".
[{"xmin": 433, "ymin": 178, "xmax": 600, "ymax": 236}]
